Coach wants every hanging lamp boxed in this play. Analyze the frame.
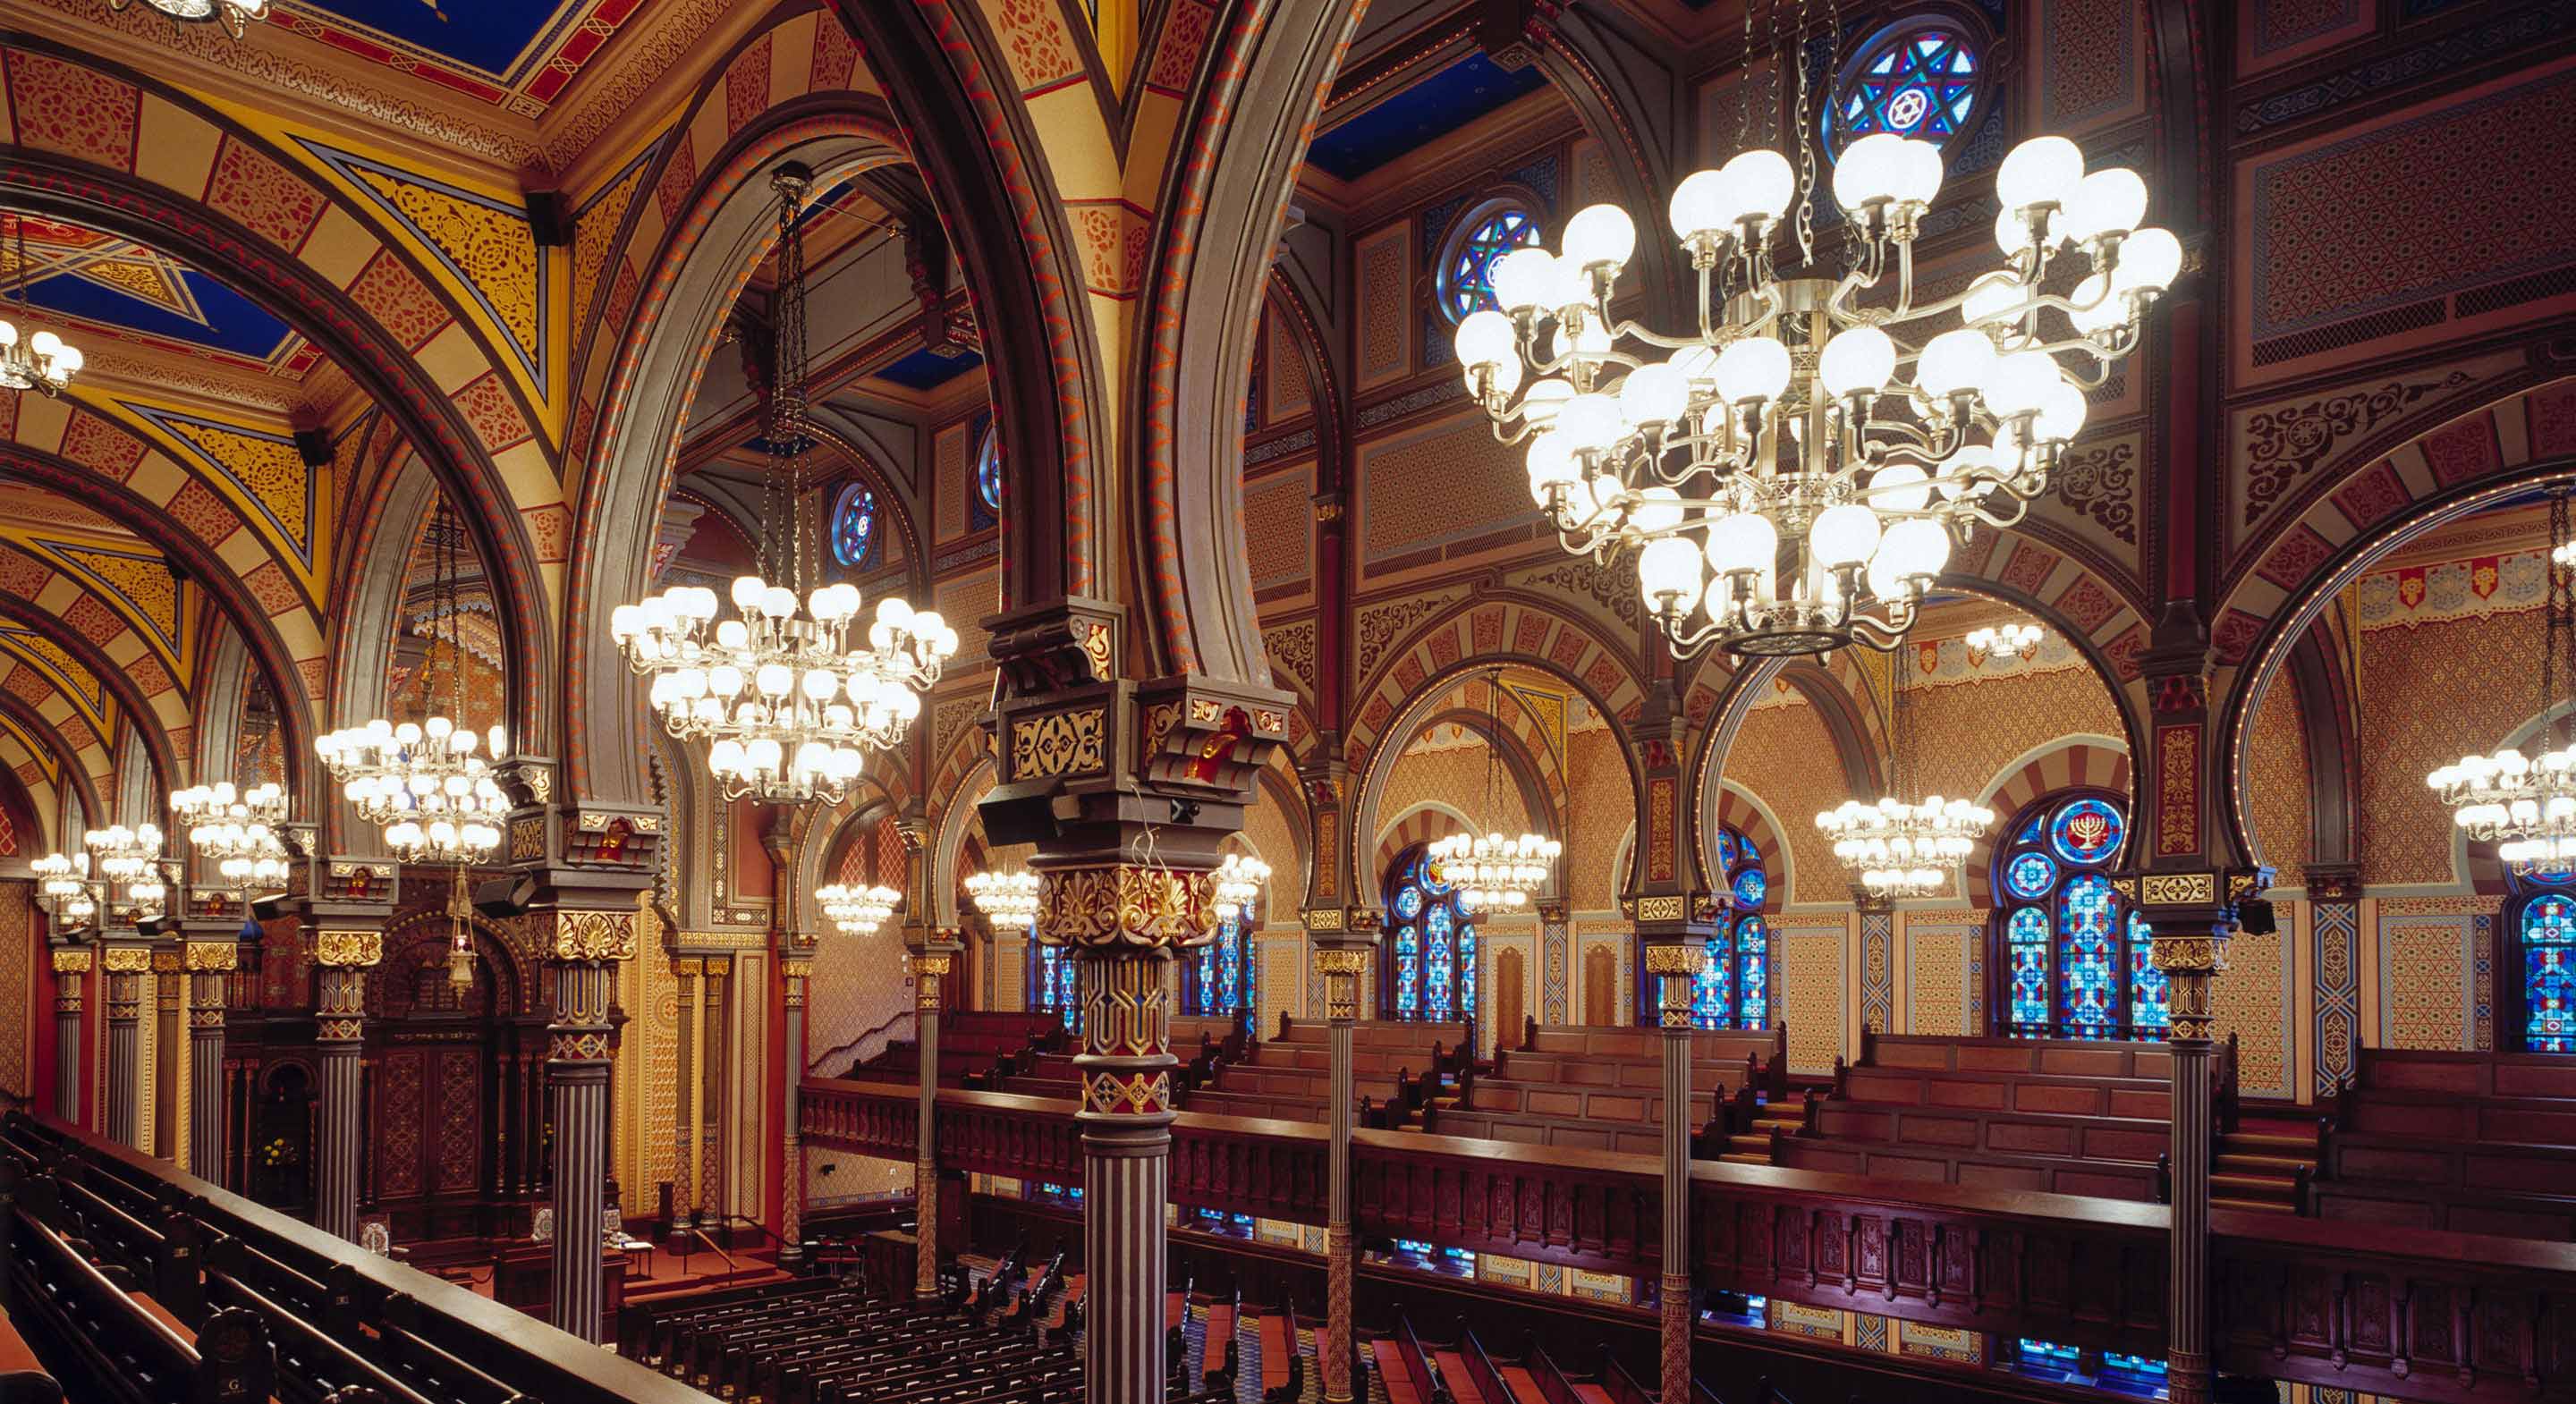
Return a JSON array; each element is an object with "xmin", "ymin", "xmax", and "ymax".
[
  {"xmin": 1818, "ymin": 649, "xmax": 1991, "ymax": 898},
  {"xmin": 2429, "ymin": 490, "xmax": 2576, "ymax": 874},
  {"xmin": 1428, "ymin": 669, "xmax": 1560, "ymax": 912}
]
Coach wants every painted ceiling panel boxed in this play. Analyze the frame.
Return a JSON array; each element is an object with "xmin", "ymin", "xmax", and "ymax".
[
  {"xmin": 272, "ymin": 0, "xmax": 646, "ymax": 110},
  {"xmin": 4, "ymin": 216, "xmax": 312, "ymax": 377},
  {"xmin": 1307, "ymin": 54, "xmax": 1553, "ymax": 182}
]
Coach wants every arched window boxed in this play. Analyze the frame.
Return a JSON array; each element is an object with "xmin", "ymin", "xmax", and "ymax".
[
  {"xmin": 830, "ymin": 481, "xmax": 877, "ymax": 568},
  {"xmin": 1826, "ymin": 20, "xmax": 1988, "ymax": 157},
  {"xmin": 1691, "ymin": 826, "xmax": 1773, "ymax": 1029},
  {"xmin": 1383, "ymin": 845, "xmax": 1479, "ymax": 1023},
  {"xmin": 1185, "ymin": 900, "xmax": 1258, "ymax": 1018},
  {"xmin": 2511, "ymin": 861, "xmax": 2576, "ymax": 1053},
  {"xmin": 1992, "ymin": 791, "xmax": 2161, "ymax": 1039},
  {"xmin": 976, "ymin": 426, "xmax": 1003, "ymax": 512},
  {"xmin": 1437, "ymin": 205, "xmax": 1541, "ymax": 324}
]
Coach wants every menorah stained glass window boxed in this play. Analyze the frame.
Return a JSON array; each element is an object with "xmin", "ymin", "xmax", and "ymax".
[
  {"xmin": 1993, "ymin": 791, "xmax": 2155, "ymax": 1039},
  {"xmin": 1696, "ymin": 825, "xmax": 1771, "ymax": 1028}
]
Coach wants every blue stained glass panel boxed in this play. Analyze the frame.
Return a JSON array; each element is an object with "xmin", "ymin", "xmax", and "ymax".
[
  {"xmin": 2126, "ymin": 912, "xmax": 2168, "ymax": 1032},
  {"xmin": 1394, "ymin": 885, "xmax": 1424, "ymax": 919},
  {"xmin": 2004, "ymin": 850, "xmax": 2058, "ymax": 901},
  {"xmin": 1427, "ymin": 904, "xmax": 1455, "ymax": 1019},
  {"xmin": 2007, "ymin": 906, "xmax": 2049, "ymax": 1027},
  {"xmin": 830, "ymin": 483, "xmax": 876, "ymax": 567},
  {"xmin": 976, "ymin": 429, "xmax": 1003, "ymax": 511},
  {"xmin": 2526, "ymin": 893, "xmax": 2576, "ymax": 1052},
  {"xmin": 1440, "ymin": 209, "xmax": 1541, "ymax": 322},
  {"xmin": 2059, "ymin": 874, "xmax": 2118, "ymax": 1032},
  {"xmin": 1460, "ymin": 918, "xmax": 1479, "ymax": 1018},
  {"xmin": 1396, "ymin": 923, "xmax": 1419, "ymax": 1014},
  {"xmin": 2050, "ymin": 799, "xmax": 2125, "ymax": 867},
  {"xmin": 1738, "ymin": 917, "xmax": 1769, "ymax": 1028},
  {"xmin": 1716, "ymin": 832, "xmax": 1738, "ymax": 871},
  {"xmin": 1827, "ymin": 25, "xmax": 1983, "ymax": 156},
  {"xmin": 1733, "ymin": 866, "xmax": 1767, "ymax": 910},
  {"xmin": 2017, "ymin": 812, "xmax": 2045, "ymax": 845},
  {"xmin": 1695, "ymin": 932, "xmax": 1733, "ymax": 1028}
]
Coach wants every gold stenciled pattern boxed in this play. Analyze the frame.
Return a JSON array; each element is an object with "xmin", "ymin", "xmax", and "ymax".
[
  {"xmin": 352, "ymin": 167, "xmax": 540, "ymax": 363},
  {"xmin": 53, "ymin": 545, "xmax": 181, "ymax": 650},
  {"xmin": 551, "ymin": 909, "xmax": 638, "ymax": 963},
  {"xmin": 183, "ymin": 941, "xmax": 238, "ymax": 971},
  {"xmin": 313, "ymin": 931, "xmax": 384, "ymax": 968},
  {"xmin": 153, "ymin": 417, "xmax": 313, "ymax": 555},
  {"xmin": 1011, "ymin": 707, "xmax": 1106, "ymax": 778}
]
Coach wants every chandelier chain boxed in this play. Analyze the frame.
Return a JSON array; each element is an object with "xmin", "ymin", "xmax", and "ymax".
[
  {"xmin": 2550, "ymin": 490, "xmax": 2572, "ymax": 750},
  {"xmin": 1792, "ymin": 0, "xmax": 1819, "ymax": 266}
]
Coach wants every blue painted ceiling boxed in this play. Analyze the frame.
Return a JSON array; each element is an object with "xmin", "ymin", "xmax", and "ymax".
[
  {"xmin": 1306, "ymin": 53, "xmax": 1553, "ymax": 182},
  {"xmin": 294, "ymin": 0, "xmax": 568, "ymax": 79},
  {"xmin": 871, "ymin": 344, "xmax": 985, "ymax": 393}
]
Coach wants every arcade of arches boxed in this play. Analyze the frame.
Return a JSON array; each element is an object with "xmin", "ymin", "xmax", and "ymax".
[{"xmin": 2, "ymin": 4, "xmax": 2574, "ymax": 1404}]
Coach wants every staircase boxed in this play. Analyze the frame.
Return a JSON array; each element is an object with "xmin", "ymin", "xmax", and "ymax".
[
  {"xmin": 2211, "ymin": 1112, "xmax": 2319, "ymax": 1213},
  {"xmin": 1721, "ymin": 1096, "xmax": 1801, "ymax": 1164}
]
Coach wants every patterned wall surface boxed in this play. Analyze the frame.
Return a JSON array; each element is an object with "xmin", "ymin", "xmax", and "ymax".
[
  {"xmin": 1860, "ymin": 911, "xmax": 1894, "ymax": 1035},
  {"xmin": 1242, "ymin": 465, "xmax": 1315, "ymax": 593},
  {"xmin": 1903, "ymin": 663, "xmax": 2128, "ymax": 806},
  {"xmin": 1779, "ymin": 923, "xmax": 1849, "ymax": 1074},
  {"xmin": 1564, "ymin": 727, "xmax": 1633, "ymax": 910},
  {"xmin": 2357, "ymin": 610, "xmax": 2537, "ymax": 886},
  {"xmin": 2245, "ymin": 675, "xmax": 2316, "ymax": 875},
  {"xmin": 2377, "ymin": 897, "xmax": 2496, "ymax": 1050},
  {"xmin": 2214, "ymin": 919, "xmax": 2294, "ymax": 1099},
  {"xmin": 807, "ymin": 920, "xmax": 909, "ymax": 1075},
  {"xmin": 0, "ymin": 884, "xmax": 26, "ymax": 1101},
  {"xmin": 1901, "ymin": 915, "xmax": 1979, "ymax": 1036},
  {"xmin": 1355, "ymin": 411, "xmax": 1536, "ymax": 571},
  {"xmin": 1724, "ymin": 702, "xmax": 1851, "ymax": 905},
  {"xmin": 2314, "ymin": 898, "xmax": 2361, "ymax": 1094}
]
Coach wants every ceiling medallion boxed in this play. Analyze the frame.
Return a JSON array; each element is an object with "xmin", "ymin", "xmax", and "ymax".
[
  {"xmin": 1453, "ymin": 57, "xmax": 2169, "ymax": 659},
  {"xmin": 106, "ymin": 0, "xmax": 271, "ymax": 41}
]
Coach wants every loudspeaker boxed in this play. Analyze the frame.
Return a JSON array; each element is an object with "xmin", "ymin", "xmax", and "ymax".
[
  {"xmin": 2237, "ymin": 899, "xmax": 2276, "ymax": 936},
  {"xmin": 474, "ymin": 875, "xmax": 533, "ymax": 919},
  {"xmin": 250, "ymin": 893, "xmax": 291, "ymax": 922}
]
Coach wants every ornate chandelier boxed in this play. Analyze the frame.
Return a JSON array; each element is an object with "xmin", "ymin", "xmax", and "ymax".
[
  {"xmin": 1818, "ymin": 654, "xmax": 1990, "ymax": 898},
  {"xmin": 1, "ymin": 216, "xmax": 81, "ymax": 396},
  {"xmin": 1967, "ymin": 621, "xmax": 2043, "ymax": 660},
  {"xmin": 32, "ymin": 851, "xmax": 96, "ymax": 926},
  {"xmin": 1453, "ymin": 88, "xmax": 2170, "ymax": 658},
  {"xmin": 2429, "ymin": 492, "xmax": 2576, "ymax": 874},
  {"xmin": 1213, "ymin": 852, "xmax": 1270, "ymax": 920},
  {"xmin": 316, "ymin": 495, "xmax": 508, "ymax": 866},
  {"xmin": 964, "ymin": 868, "xmax": 1040, "ymax": 933},
  {"xmin": 105, "ymin": 0, "xmax": 270, "ymax": 40},
  {"xmin": 613, "ymin": 166, "xmax": 955, "ymax": 805},
  {"xmin": 1431, "ymin": 669, "xmax": 1561, "ymax": 912},
  {"xmin": 85, "ymin": 824, "xmax": 168, "ymax": 921},
  {"xmin": 173, "ymin": 781, "xmax": 292, "ymax": 899},
  {"xmin": 817, "ymin": 883, "xmax": 902, "ymax": 936}
]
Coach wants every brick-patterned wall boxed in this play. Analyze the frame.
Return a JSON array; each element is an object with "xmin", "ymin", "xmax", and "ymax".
[{"xmin": 2358, "ymin": 611, "xmax": 2537, "ymax": 886}]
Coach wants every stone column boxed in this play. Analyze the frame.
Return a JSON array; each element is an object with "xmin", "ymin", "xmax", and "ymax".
[
  {"xmin": 1044, "ymin": 863, "xmax": 1216, "ymax": 1404},
  {"xmin": 1645, "ymin": 940, "xmax": 1701, "ymax": 1404},
  {"xmin": 675, "ymin": 956, "xmax": 703, "ymax": 1229},
  {"xmin": 101, "ymin": 942, "xmax": 150, "ymax": 1149},
  {"xmin": 51, "ymin": 947, "xmax": 89, "ymax": 1122},
  {"xmin": 545, "ymin": 907, "xmax": 634, "ymax": 1343},
  {"xmin": 185, "ymin": 939, "xmax": 238, "ymax": 1188},
  {"xmin": 2148, "ymin": 910, "xmax": 2225, "ymax": 1404},
  {"xmin": 780, "ymin": 947, "xmax": 813, "ymax": 1267},
  {"xmin": 1310, "ymin": 915, "xmax": 1377, "ymax": 1404},
  {"xmin": 910, "ymin": 942, "xmax": 955, "ymax": 1299},
  {"xmin": 154, "ymin": 948, "xmax": 183, "ymax": 1159},
  {"xmin": 312, "ymin": 929, "xmax": 383, "ymax": 1240}
]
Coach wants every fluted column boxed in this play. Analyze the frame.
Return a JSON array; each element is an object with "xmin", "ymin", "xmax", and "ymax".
[
  {"xmin": 911, "ymin": 943, "xmax": 953, "ymax": 1298},
  {"xmin": 1042, "ymin": 863, "xmax": 1216, "ymax": 1404},
  {"xmin": 780, "ymin": 948, "xmax": 812, "ymax": 1266},
  {"xmin": 51, "ymin": 947, "xmax": 89, "ymax": 1121},
  {"xmin": 185, "ymin": 940, "xmax": 238, "ymax": 1185},
  {"xmin": 2148, "ymin": 913, "xmax": 2227, "ymax": 1404},
  {"xmin": 1645, "ymin": 941, "xmax": 1699, "ymax": 1404},
  {"xmin": 102, "ymin": 943, "xmax": 149, "ymax": 1148},
  {"xmin": 545, "ymin": 908, "xmax": 633, "ymax": 1342},
  {"xmin": 154, "ymin": 948, "xmax": 183, "ymax": 1158},
  {"xmin": 313, "ymin": 929, "xmax": 382, "ymax": 1240},
  {"xmin": 1311, "ymin": 916, "xmax": 1376, "ymax": 1404},
  {"xmin": 675, "ymin": 956, "xmax": 703, "ymax": 1228}
]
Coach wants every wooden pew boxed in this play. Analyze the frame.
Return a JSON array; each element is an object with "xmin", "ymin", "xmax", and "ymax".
[
  {"xmin": 3, "ymin": 1204, "xmax": 272, "ymax": 1404},
  {"xmin": 2313, "ymin": 1048, "xmax": 2576, "ymax": 1238}
]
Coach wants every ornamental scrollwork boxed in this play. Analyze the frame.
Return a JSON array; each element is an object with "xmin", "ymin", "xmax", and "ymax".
[
  {"xmin": 51, "ymin": 950, "xmax": 92, "ymax": 974},
  {"xmin": 184, "ymin": 942, "xmax": 239, "ymax": 972},
  {"xmin": 101, "ymin": 947, "xmax": 154, "ymax": 974},
  {"xmin": 2240, "ymin": 369, "xmax": 2473, "ymax": 528},
  {"xmin": 549, "ymin": 909, "xmax": 638, "ymax": 963},
  {"xmin": 1040, "ymin": 866, "xmax": 1218, "ymax": 951},
  {"xmin": 313, "ymin": 931, "xmax": 385, "ymax": 968},
  {"xmin": 1641, "ymin": 943, "xmax": 1701, "ymax": 975}
]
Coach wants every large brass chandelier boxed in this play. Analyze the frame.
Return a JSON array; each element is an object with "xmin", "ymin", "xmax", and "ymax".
[
  {"xmin": 173, "ymin": 782, "xmax": 292, "ymax": 899},
  {"xmin": 32, "ymin": 851, "xmax": 95, "ymax": 926},
  {"xmin": 316, "ymin": 496, "xmax": 508, "ymax": 866},
  {"xmin": 2429, "ymin": 492, "xmax": 2576, "ymax": 874},
  {"xmin": 613, "ymin": 166, "xmax": 955, "ymax": 805},
  {"xmin": 1818, "ymin": 655, "xmax": 1989, "ymax": 897},
  {"xmin": 965, "ymin": 868, "xmax": 1040, "ymax": 933},
  {"xmin": 1452, "ymin": 58, "xmax": 2171, "ymax": 658},
  {"xmin": 1430, "ymin": 670, "xmax": 1561, "ymax": 913},
  {"xmin": 817, "ymin": 883, "xmax": 902, "ymax": 936},
  {"xmin": 85, "ymin": 824, "xmax": 168, "ymax": 922}
]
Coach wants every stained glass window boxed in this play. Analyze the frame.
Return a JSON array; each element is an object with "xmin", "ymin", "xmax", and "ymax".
[
  {"xmin": 1697, "ymin": 826, "xmax": 1771, "ymax": 1029},
  {"xmin": 976, "ymin": 427, "xmax": 1003, "ymax": 512},
  {"xmin": 1437, "ymin": 207, "xmax": 1541, "ymax": 323},
  {"xmin": 830, "ymin": 481, "xmax": 877, "ymax": 568},
  {"xmin": 1186, "ymin": 901, "xmax": 1257, "ymax": 1018},
  {"xmin": 1384, "ymin": 847, "xmax": 1477, "ymax": 1022},
  {"xmin": 1826, "ymin": 22, "xmax": 1986, "ymax": 156},
  {"xmin": 1993, "ymin": 791, "xmax": 2154, "ymax": 1040},
  {"xmin": 2512, "ymin": 879, "xmax": 2576, "ymax": 1053},
  {"xmin": 1032, "ymin": 943, "xmax": 1080, "ymax": 1034}
]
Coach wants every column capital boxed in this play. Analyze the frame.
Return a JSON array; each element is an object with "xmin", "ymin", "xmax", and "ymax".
[
  {"xmin": 100, "ymin": 944, "xmax": 155, "ymax": 975},
  {"xmin": 52, "ymin": 947, "xmax": 94, "ymax": 974},
  {"xmin": 1038, "ymin": 863, "xmax": 1220, "ymax": 952},
  {"xmin": 2301, "ymin": 863, "xmax": 2362, "ymax": 901},
  {"xmin": 1306, "ymin": 905, "xmax": 1380, "ymax": 952},
  {"xmin": 312, "ymin": 930, "xmax": 385, "ymax": 969},
  {"xmin": 543, "ymin": 907, "xmax": 640, "ymax": 966},
  {"xmin": 183, "ymin": 940, "xmax": 241, "ymax": 972},
  {"xmin": 1625, "ymin": 892, "xmax": 1723, "ymax": 939}
]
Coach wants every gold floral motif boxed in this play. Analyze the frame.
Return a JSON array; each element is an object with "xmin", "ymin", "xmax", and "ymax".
[
  {"xmin": 101, "ymin": 947, "xmax": 153, "ymax": 974},
  {"xmin": 1039, "ymin": 866, "xmax": 1219, "ymax": 950},
  {"xmin": 183, "ymin": 942, "xmax": 238, "ymax": 972},
  {"xmin": 50, "ymin": 950, "xmax": 91, "ymax": 974},
  {"xmin": 1079, "ymin": 620, "xmax": 1114, "ymax": 681},
  {"xmin": 1303, "ymin": 907, "xmax": 1346, "ymax": 932},
  {"xmin": 1633, "ymin": 894, "xmax": 1689, "ymax": 924},
  {"xmin": 550, "ymin": 909, "xmax": 637, "ymax": 963},
  {"xmin": 1641, "ymin": 943, "xmax": 1700, "ymax": 974},
  {"xmin": 778, "ymin": 959, "xmax": 812, "ymax": 980},
  {"xmin": 1313, "ymin": 950, "xmax": 1367, "ymax": 975},
  {"xmin": 150, "ymin": 951, "xmax": 183, "ymax": 974},
  {"xmin": 2139, "ymin": 872, "xmax": 2218, "ymax": 906},
  {"xmin": 912, "ymin": 955, "xmax": 954, "ymax": 977},
  {"xmin": 314, "ymin": 931, "xmax": 385, "ymax": 968},
  {"xmin": 510, "ymin": 818, "xmax": 545, "ymax": 861},
  {"xmin": 2151, "ymin": 935, "xmax": 2223, "ymax": 972},
  {"xmin": 1011, "ymin": 708, "xmax": 1107, "ymax": 778}
]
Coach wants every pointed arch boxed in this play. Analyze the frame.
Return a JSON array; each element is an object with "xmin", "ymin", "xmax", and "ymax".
[
  {"xmin": 0, "ymin": 590, "xmax": 182, "ymax": 799},
  {"xmin": 1962, "ymin": 737, "xmax": 2135, "ymax": 907}
]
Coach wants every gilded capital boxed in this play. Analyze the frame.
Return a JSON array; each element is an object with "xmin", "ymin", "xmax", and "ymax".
[
  {"xmin": 548, "ymin": 909, "xmax": 638, "ymax": 963},
  {"xmin": 100, "ymin": 947, "xmax": 153, "ymax": 974},
  {"xmin": 51, "ymin": 949, "xmax": 93, "ymax": 975},
  {"xmin": 183, "ymin": 941, "xmax": 240, "ymax": 972},
  {"xmin": 313, "ymin": 930, "xmax": 385, "ymax": 968},
  {"xmin": 1641, "ymin": 943, "xmax": 1701, "ymax": 975},
  {"xmin": 1039, "ymin": 865, "xmax": 1217, "ymax": 951}
]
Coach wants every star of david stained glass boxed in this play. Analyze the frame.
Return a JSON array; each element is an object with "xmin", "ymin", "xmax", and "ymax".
[{"xmin": 1826, "ymin": 23, "xmax": 1987, "ymax": 155}]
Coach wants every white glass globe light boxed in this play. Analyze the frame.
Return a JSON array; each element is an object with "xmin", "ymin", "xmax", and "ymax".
[
  {"xmin": 1619, "ymin": 362, "xmax": 1689, "ymax": 427},
  {"xmin": 1818, "ymin": 326, "xmax": 1896, "ymax": 399},
  {"xmin": 1638, "ymin": 537, "xmax": 1705, "ymax": 613},
  {"xmin": 1453, "ymin": 309, "xmax": 1516, "ymax": 371},
  {"xmin": 1831, "ymin": 133, "xmax": 1912, "ymax": 212},
  {"xmin": 2111, "ymin": 227, "xmax": 2183, "ymax": 297},
  {"xmin": 1809, "ymin": 503, "xmax": 1882, "ymax": 570},
  {"xmin": 1667, "ymin": 168, "xmax": 1743, "ymax": 241},
  {"xmin": 1713, "ymin": 336, "xmax": 1792, "ymax": 404},
  {"xmin": 1554, "ymin": 393, "xmax": 1623, "ymax": 452},
  {"xmin": 1985, "ymin": 351, "xmax": 2064, "ymax": 419},
  {"xmin": 1563, "ymin": 203, "xmax": 1637, "ymax": 269},
  {"xmin": 1489, "ymin": 247, "xmax": 1558, "ymax": 314},
  {"xmin": 1723, "ymin": 149, "xmax": 1797, "ymax": 223},
  {"xmin": 1704, "ymin": 511, "xmax": 1778, "ymax": 574},
  {"xmin": 1996, "ymin": 135, "xmax": 2084, "ymax": 211},
  {"xmin": 1627, "ymin": 485, "xmax": 1685, "ymax": 535},
  {"xmin": 2032, "ymin": 379, "xmax": 2090, "ymax": 444},
  {"xmin": 1867, "ymin": 463, "xmax": 1931, "ymax": 513},
  {"xmin": 2064, "ymin": 168, "xmax": 2148, "ymax": 243},
  {"xmin": 1915, "ymin": 329, "xmax": 1998, "ymax": 401}
]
